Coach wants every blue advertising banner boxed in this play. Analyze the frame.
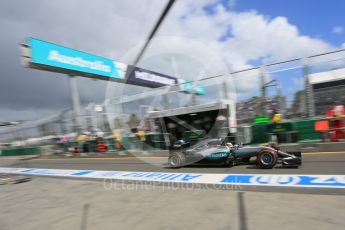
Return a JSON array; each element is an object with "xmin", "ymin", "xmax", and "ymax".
[
  {"xmin": 27, "ymin": 38, "xmax": 205, "ymax": 94},
  {"xmin": 0, "ymin": 167, "xmax": 344, "ymax": 189},
  {"xmin": 29, "ymin": 38, "xmax": 122, "ymax": 79},
  {"xmin": 221, "ymin": 174, "xmax": 345, "ymax": 187}
]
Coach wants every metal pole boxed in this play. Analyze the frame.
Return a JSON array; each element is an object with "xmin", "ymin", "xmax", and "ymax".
[
  {"xmin": 68, "ymin": 75, "xmax": 81, "ymax": 131},
  {"xmin": 191, "ymin": 90, "xmax": 197, "ymax": 106},
  {"xmin": 303, "ymin": 60, "xmax": 315, "ymax": 117},
  {"xmin": 162, "ymin": 94, "xmax": 170, "ymax": 109},
  {"xmin": 260, "ymin": 68, "xmax": 267, "ymax": 116},
  {"xmin": 222, "ymin": 76, "xmax": 232, "ymax": 140},
  {"xmin": 222, "ymin": 76, "xmax": 229, "ymax": 100},
  {"xmin": 191, "ymin": 77, "xmax": 202, "ymax": 106},
  {"xmin": 276, "ymin": 80, "xmax": 285, "ymax": 116}
]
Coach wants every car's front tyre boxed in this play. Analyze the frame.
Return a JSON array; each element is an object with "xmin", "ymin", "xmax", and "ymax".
[
  {"xmin": 257, "ymin": 150, "xmax": 278, "ymax": 169},
  {"xmin": 169, "ymin": 152, "xmax": 186, "ymax": 168}
]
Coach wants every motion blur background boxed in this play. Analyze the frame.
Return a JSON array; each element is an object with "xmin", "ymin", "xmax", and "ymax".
[{"xmin": 1, "ymin": 0, "xmax": 345, "ymax": 155}]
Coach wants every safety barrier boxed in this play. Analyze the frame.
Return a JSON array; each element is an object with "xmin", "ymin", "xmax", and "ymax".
[{"xmin": 0, "ymin": 146, "xmax": 40, "ymax": 156}]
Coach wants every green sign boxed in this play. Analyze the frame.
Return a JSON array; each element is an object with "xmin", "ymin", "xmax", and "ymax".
[
  {"xmin": 267, "ymin": 123, "xmax": 294, "ymax": 133},
  {"xmin": 254, "ymin": 116, "xmax": 270, "ymax": 124}
]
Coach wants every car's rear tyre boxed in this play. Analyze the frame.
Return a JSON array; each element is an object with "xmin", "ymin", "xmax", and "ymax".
[
  {"xmin": 257, "ymin": 150, "xmax": 278, "ymax": 169},
  {"xmin": 224, "ymin": 155, "xmax": 235, "ymax": 167},
  {"xmin": 169, "ymin": 152, "xmax": 186, "ymax": 168}
]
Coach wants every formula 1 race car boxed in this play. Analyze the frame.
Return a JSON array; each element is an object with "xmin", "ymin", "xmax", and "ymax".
[{"xmin": 168, "ymin": 138, "xmax": 301, "ymax": 169}]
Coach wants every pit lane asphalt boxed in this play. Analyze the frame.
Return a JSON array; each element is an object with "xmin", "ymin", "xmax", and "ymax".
[{"xmin": 5, "ymin": 152, "xmax": 345, "ymax": 175}]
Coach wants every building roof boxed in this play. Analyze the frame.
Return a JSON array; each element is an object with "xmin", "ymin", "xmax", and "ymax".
[{"xmin": 309, "ymin": 68, "xmax": 345, "ymax": 85}]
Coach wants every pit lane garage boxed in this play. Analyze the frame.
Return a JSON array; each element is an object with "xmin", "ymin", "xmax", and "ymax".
[{"xmin": 147, "ymin": 100, "xmax": 236, "ymax": 148}]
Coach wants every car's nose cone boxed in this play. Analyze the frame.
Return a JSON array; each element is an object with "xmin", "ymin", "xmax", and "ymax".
[{"xmin": 282, "ymin": 156, "xmax": 301, "ymax": 165}]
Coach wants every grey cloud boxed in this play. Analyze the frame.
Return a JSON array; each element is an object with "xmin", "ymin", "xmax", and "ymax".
[{"xmin": 0, "ymin": 0, "xmax": 166, "ymax": 121}]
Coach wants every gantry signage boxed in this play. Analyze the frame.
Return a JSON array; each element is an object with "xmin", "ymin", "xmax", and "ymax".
[{"xmin": 21, "ymin": 38, "xmax": 205, "ymax": 94}]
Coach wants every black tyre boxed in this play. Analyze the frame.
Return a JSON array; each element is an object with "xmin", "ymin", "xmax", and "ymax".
[
  {"xmin": 257, "ymin": 150, "xmax": 278, "ymax": 169},
  {"xmin": 169, "ymin": 152, "xmax": 186, "ymax": 168},
  {"xmin": 224, "ymin": 155, "xmax": 235, "ymax": 167}
]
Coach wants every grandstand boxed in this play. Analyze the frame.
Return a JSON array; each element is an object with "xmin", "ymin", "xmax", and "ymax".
[{"xmin": 309, "ymin": 68, "xmax": 345, "ymax": 115}]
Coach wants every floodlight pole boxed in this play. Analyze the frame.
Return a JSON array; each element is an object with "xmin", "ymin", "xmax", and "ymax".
[
  {"xmin": 69, "ymin": 75, "xmax": 81, "ymax": 132},
  {"xmin": 260, "ymin": 67, "xmax": 267, "ymax": 116},
  {"xmin": 303, "ymin": 59, "xmax": 315, "ymax": 117}
]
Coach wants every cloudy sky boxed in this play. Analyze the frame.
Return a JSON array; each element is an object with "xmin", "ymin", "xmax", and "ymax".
[{"xmin": 0, "ymin": 0, "xmax": 344, "ymax": 122}]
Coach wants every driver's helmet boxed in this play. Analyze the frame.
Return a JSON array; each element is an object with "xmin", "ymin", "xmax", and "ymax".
[
  {"xmin": 268, "ymin": 142, "xmax": 278, "ymax": 149},
  {"xmin": 177, "ymin": 140, "xmax": 186, "ymax": 145},
  {"xmin": 226, "ymin": 142, "xmax": 233, "ymax": 149}
]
